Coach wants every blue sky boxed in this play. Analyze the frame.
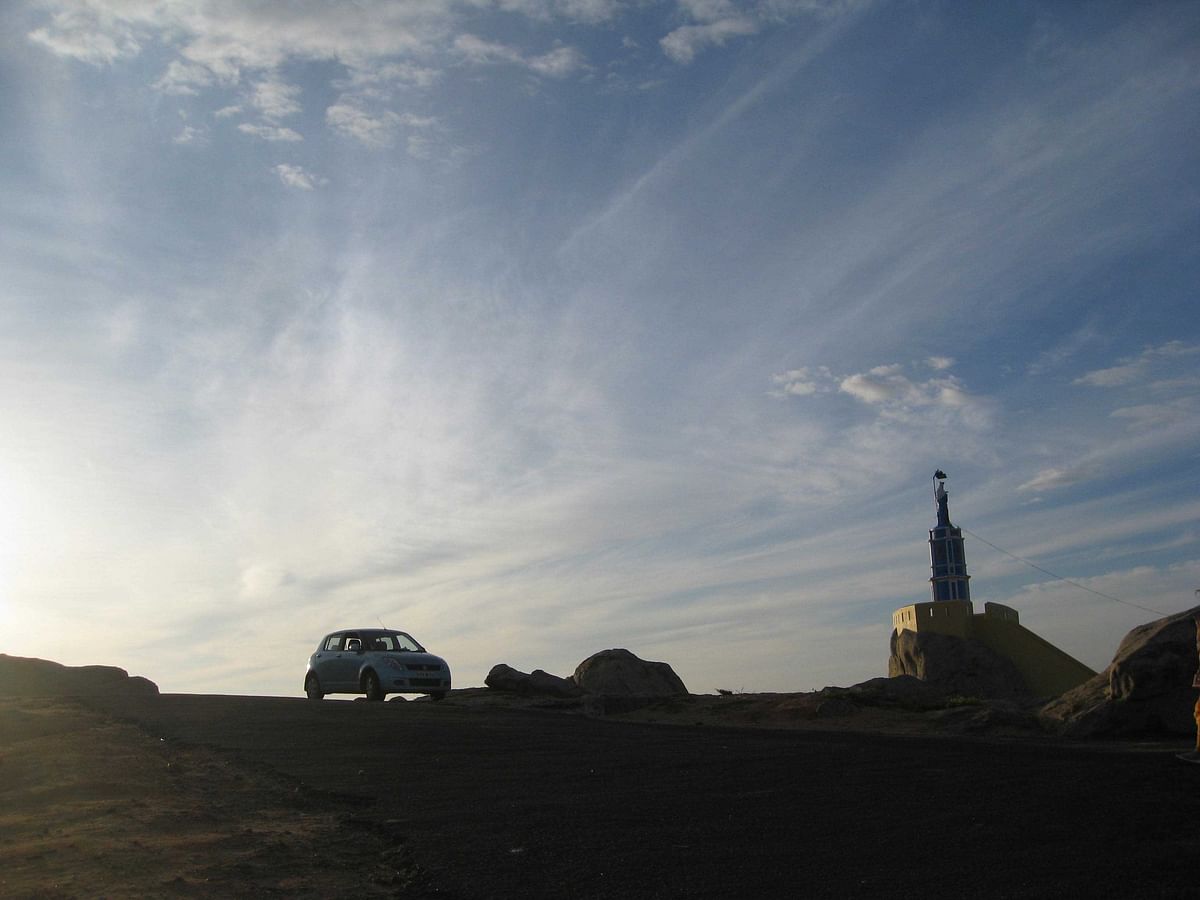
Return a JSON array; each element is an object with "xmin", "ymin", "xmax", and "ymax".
[{"xmin": 1, "ymin": 0, "xmax": 1197, "ymax": 696}]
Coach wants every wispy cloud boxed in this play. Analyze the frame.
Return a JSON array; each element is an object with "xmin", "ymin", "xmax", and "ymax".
[
  {"xmin": 1074, "ymin": 341, "xmax": 1200, "ymax": 388},
  {"xmin": 250, "ymin": 77, "xmax": 302, "ymax": 121},
  {"xmin": 770, "ymin": 366, "xmax": 831, "ymax": 397},
  {"xmin": 1018, "ymin": 465, "xmax": 1097, "ymax": 494},
  {"xmin": 172, "ymin": 124, "xmax": 207, "ymax": 146},
  {"xmin": 660, "ymin": 0, "xmax": 866, "ymax": 64},
  {"xmin": 772, "ymin": 361, "xmax": 989, "ymax": 425},
  {"xmin": 326, "ymin": 103, "xmax": 402, "ymax": 146},
  {"xmin": 238, "ymin": 123, "xmax": 303, "ymax": 142},
  {"xmin": 274, "ymin": 164, "xmax": 325, "ymax": 190},
  {"xmin": 661, "ymin": 16, "xmax": 758, "ymax": 65},
  {"xmin": 27, "ymin": 7, "xmax": 141, "ymax": 64},
  {"xmin": 453, "ymin": 34, "xmax": 586, "ymax": 76}
]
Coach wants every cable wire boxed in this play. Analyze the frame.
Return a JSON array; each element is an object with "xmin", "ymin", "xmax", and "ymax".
[{"xmin": 959, "ymin": 526, "xmax": 1168, "ymax": 617}]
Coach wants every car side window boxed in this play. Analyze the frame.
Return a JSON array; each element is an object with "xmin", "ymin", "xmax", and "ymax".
[{"xmin": 324, "ymin": 635, "xmax": 342, "ymax": 652}]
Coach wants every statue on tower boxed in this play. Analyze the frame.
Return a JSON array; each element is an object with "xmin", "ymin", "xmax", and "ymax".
[{"xmin": 933, "ymin": 470, "xmax": 951, "ymax": 528}]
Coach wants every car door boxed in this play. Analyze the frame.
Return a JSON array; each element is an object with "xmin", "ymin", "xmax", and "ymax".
[{"xmin": 313, "ymin": 633, "xmax": 360, "ymax": 692}]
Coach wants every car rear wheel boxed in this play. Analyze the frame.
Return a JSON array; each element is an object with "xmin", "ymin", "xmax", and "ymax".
[
  {"xmin": 305, "ymin": 675, "xmax": 324, "ymax": 701},
  {"xmin": 363, "ymin": 670, "xmax": 384, "ymax": 701}
]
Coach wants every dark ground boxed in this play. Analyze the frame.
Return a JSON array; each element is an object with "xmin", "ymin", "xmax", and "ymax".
[{"xmin": 58, "ymin": 691, "xmax": 1199, "ymax": 899}]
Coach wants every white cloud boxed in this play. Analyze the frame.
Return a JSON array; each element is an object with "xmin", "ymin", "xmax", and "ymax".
[
  {"xmin": 926, "ymin": 355, "xmax": 954, "ymax": 370},
  {"xmin": 27, "ymin": 7, "xmax": 140, "ymax": 65},
  {"xmin": 661, "ymin": 17, "xmax": 758, "ymax": 65},
  {"xmin": 454, "ymin": 34, "xmax": 584, "ymax": 76},
  {"xmin": 250, "ymin": 78, "xmax": 302, "ymax": 121},
  {"xmin": 1074, "ymin": 341, "xmax": 1200, "ymax": 388},
  {"xmin": 1110, "ymin": 399, "xmax": 1197, "ymax": 429},
  {"xmin": 1073, "ymin": 361, "xmax": 1144, "ymax": 387},
  {"xmin": 339, "ymin": 61, "xmax": 440, "ymax": 91},
  {"xmin": 839, "ymin": 364, "xmax": 913, "ymax": 404},
  {"xmin": 173, "ymin": 125, "xmax": 206, "ymax": 145},
  {"xmin": 454, "ymin": 34, "xmax": 519, "ymax": 65},
  {"xmin": 238, "ymin": 123, "xmax": 303, "ymax": 142},
  {"xmin": 326, "ymin": 103, "xmax": 402, "ymax": 146},
  {"xmin": 772, "ymin": 362, "xmax": 987, "ymax": 421},
  {"xmin": 495, "ymin": 0, "xmax": 623, "ymax": 24},
  {"xmin": 274, "ymin": 164, "xmax": 325, "ymax": 190},
  {"xmin": 770, "ymin": 367, "xmax": 829, "ymax": 396},
  {"xmin": 1018, "ymin": 465, "xmax": 1095, "ymax": 493},
  {"xmin": 154, "ymin": 60, "xmax": 217, "ymax": 95},
  {"xmin": 528, "ymin": 45, "xmax": 587, "ymax": 77},
  {"xmin": 659, "ymin": 0, "xmax": 861, "ymax": 64}
]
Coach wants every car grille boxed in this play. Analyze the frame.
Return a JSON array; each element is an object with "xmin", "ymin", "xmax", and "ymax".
[{"xmin": 408, "ymin": 678, "xmax": 445, "ymax": 688}]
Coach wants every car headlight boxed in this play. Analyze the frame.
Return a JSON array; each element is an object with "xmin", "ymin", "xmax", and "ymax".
[{"xmin": 383, "ymin": 659, "xmax": 407, "ymax": 671}]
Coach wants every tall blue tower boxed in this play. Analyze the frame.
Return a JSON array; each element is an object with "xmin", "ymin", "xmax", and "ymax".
[{"xmin": 929, "ymin": 470, "xmax": 970, "ymax": 602}]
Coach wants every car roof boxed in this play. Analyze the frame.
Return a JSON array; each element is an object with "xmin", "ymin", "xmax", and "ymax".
[{"xmin": 326, "ymin": 628, "xmax": 411, "ymax": 637}]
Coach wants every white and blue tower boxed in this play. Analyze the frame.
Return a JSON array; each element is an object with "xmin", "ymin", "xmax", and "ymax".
[{"xmin": 929, "ymin": 470, "xmax": 970, "ymax": 602}]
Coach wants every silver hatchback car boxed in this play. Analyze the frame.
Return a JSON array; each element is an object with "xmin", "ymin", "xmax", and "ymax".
[{"xmin": 305, "ymin": 629, "xmax": 451, "ymax": 701}]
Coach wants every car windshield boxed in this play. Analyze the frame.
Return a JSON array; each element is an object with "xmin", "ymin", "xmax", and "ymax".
[{"xmin": 362, "ymin": 631, "xmax": 424, "ymax": 653}]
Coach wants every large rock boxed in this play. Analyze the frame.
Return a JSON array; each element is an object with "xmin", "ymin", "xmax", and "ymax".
[
  {"xmin": 572, "ymin": 649, "xmax": 688, "ymax": 697},
  {"xmin": 1040, "ymin": 606, "xmax": 1199, "ymax": 738},
  {"xmin": 845, "ymin": 674, "xmax": 954, "ymax": 710},
  {"xmin": 0, "ymin": 654, "xmax": 159, "ymax": 697},
  {"xmin": 889, "ymin": 629, "xmax": 1031, "ymax": 699},
  {"xmin": 485, "ymin": 664, "xmax": 583, "ymax": 698}
]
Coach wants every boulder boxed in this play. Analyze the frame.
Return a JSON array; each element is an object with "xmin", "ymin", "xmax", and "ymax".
[
  {"xmin": 1039, "ymin": 606, "xmax": 1199, "ymax": 738},
  {"xmin": 845, "ymin": 674, "xmax": 953, "ymax": 710},
  {"xmin": 0, "ymin": 654, "xmax": 159, "ymax": 697},
  {"xmin": 485, "ymin": 664, "xmax": 583, "ymax": 698},
  {"xmin": 572, "ymin": 649, "xmax": 688, "ymax": 697},
  {"xmin": 889, "ymin": 629, "xmax": 1031, "ymax": 700}
]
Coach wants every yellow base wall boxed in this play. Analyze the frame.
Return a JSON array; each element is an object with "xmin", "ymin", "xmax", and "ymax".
[
  {"xmin": 969, "ymin": 608, "xmax": 1096, "ymax": 697},
  {"xmin": 892, "ymin": 600, "xmax": 1095, "ymax": 697}
]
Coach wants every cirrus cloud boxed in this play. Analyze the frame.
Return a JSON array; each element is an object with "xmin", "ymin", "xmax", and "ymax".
[
  {"xmin": 274, "ymin": 164, "xmax": 326, "ymax": 190},
  {"xmin": 238, "ymin": 123, "xmax": 303, "ymax": 142}
]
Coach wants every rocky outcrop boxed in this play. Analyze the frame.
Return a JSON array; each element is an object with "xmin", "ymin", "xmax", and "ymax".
[
  {"xmin": 0, "ymin": 654, "xmax": 159, "ymax": 697},
  {"xmin": 844, "ymin": 674, "xmax": 953, "ymax": 710},
  {"xmin": 889, "ymin": 629, "xmax": 1031, "ymax": 699},
  {"xmin": 572, "ymin": 649, "xmax": 688, "ymax": 697},
  {"xmin": 1039, "ymin": 606, "xmax": 1199, "ymax": 738},
  {"xmin": 484, "ymin": 664, "xmax": 583, "ymax": 698}
]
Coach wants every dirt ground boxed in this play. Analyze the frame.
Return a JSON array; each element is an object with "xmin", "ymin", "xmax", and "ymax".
[{"xmin": 3, "ymin": 688, "xmax": 1199, "ymax": 899}]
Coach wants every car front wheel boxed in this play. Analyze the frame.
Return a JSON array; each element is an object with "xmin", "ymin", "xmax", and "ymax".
[
  {"xmin": 363, "ymin": 670, "xmax": 384, "ymax": 701},
  {"xmin": 305, "ymin": 675, "xmax": 324, "ymax": 701}
]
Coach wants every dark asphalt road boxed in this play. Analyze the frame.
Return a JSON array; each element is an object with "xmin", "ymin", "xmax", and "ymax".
[{"xmin": 93, "ymin": 694, "xmax": 1199, "ymax": 899}]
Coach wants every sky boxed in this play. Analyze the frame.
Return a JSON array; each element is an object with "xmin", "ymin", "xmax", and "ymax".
[{"xmin": 1, "ymin": 0, "xmax": 1198, "ymax": 697}]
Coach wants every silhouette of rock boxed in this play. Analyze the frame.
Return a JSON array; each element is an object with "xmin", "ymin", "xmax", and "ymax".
[
  {"xmin": 1039, "ymin": 605, "xmax": 1199, "ymax": 737},
  {"xmin": 572, "ymin": 649, "xmax": 688, "ymax": 697},
  {"xmin": 485, "ymin": 663, "xmax": 582, "ymax": 697},
  {"xmin": 889, "ymin": 629, "xmax": 1031, "ymax": 699},
  {"xmin": 0, "ymin": 654, "xmax": 158, "ymax": 697},
  {"xmin": 845, "ymin": 674, "xmax": 952, "ymax": 709}
]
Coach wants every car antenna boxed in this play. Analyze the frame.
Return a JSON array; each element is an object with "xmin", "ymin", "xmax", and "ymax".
[{"xmin": 377, "ymin": 615, "xmax": 388, "ymax": 630}]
